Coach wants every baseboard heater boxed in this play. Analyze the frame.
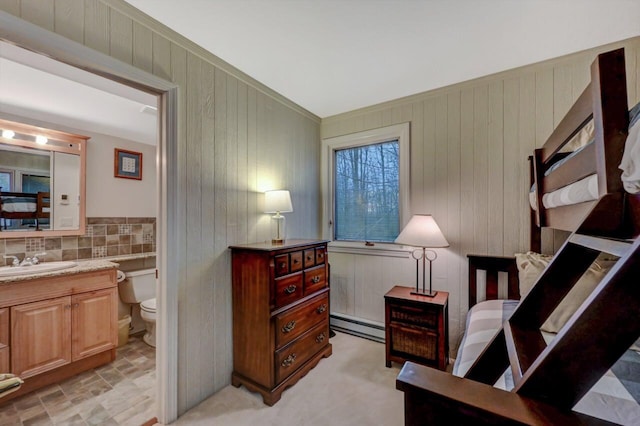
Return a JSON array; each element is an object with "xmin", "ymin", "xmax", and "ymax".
[{"xmin": 330, "ymin": 313, "xmax": 385, "ymax": 343}]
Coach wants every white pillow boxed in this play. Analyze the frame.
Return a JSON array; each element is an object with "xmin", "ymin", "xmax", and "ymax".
[{"xmin": 514, "ymin": 251, "xmax": 612, "ymax": 333}]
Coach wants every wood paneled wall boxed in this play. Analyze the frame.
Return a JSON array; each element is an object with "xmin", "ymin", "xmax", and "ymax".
[
  {"xmin": 0, "ymin": 0, "xmax": 321, "ymax": 415},
  {"xmin": 322, "ymin": 37, "xmax": 640, "ymax": 353}
]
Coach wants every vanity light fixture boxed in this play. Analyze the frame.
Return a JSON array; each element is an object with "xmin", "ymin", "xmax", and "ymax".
[
  {"xmin": 264, "ymin": 190, "xmax": 293, "ymax": 244},
  {"xmin": 35, "ymin": 135, "xmax": 48, "ymax": 145},
  {"xmin": 1, "ymin": 130, "xmax": 14, "ymax": 139}
]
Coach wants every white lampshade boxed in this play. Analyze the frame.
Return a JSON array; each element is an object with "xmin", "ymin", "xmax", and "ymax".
[
  {"xmin": 264, "ymin": 190, "xmax": 293, "ymax": 213},
  {"xmin": 395, "ymin": 214, "xmax": 449, "ymax": 248}
]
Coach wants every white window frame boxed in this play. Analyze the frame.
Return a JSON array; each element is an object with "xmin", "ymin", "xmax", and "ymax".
[{"xmin": 321, "ymin": 122, "xmax": 411, "ymax": 254}]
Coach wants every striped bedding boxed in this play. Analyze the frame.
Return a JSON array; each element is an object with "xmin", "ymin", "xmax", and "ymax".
[
  {"xmin": 453, "ymin": 299, "xmax": 640, "ymax": 425},
  {"xmin": 0, "ymin": 196, "xmax": 37, "ymax": 213},
  {"xmin": 529, "ymin": 102, "xmax": 640, "ymax": 211}
]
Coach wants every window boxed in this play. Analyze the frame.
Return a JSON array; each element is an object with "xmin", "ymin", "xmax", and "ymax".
[
  {"xmin": 334, "ymin": 140, "xmax": 399, "ymax": 241},
  {"xmin": 322, "ymin": 123, "xmax": 410, "ymax": 246},
  {"xmin": 0, "ymin": 170, "xmax": 12, "ymax": 192}
]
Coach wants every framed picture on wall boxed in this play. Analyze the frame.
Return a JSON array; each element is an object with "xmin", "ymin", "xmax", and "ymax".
[{"xmin": 114, "ymin": 148, "xmax": 143, "ymax": 180}]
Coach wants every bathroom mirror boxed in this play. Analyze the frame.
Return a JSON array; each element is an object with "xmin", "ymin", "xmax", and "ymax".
[{"xmin": 0, "ymin": 118, "xmax": 87, "ymax": 238}]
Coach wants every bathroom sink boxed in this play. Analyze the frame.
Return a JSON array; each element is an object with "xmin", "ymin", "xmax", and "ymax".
[{"xmin": 0, "ymin": 261, "xmax": 78, "ymax": 277}]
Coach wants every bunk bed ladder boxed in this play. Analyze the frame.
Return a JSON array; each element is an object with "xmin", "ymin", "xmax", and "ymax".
[{"xmin": 466, "ymin": 232, "xmax": 640, "ymax": 410}]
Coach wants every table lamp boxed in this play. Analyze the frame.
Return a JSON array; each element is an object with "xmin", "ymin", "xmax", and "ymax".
[
  {"xmin": 395, "ymin": 214, "xmax": 449, "ymax": 297},
  {"xmin": 264, "ymin": 190, "xmax": 293, "ymax": 244}
]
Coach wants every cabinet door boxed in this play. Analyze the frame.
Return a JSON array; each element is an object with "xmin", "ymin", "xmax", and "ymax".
[
  {"xmin": 11, "ymin": 297, "xmax": 72, "ymax": 378},
  {"xmin": 0, "ymin": 308, "xmax": 9, "ymax": 373},
  {"xmin": 72, "ymin": 288, "xmax": 117, "ymax": 360}
]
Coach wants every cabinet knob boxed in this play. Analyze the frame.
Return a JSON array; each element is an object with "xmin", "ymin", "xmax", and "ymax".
[
  {"xmin": 281, "ymin": 320, "xmax": 296, "ymax": 333},
  {"xmin": 316, "ymin": 304, "xmax": 327, "ymax": 314},
  {"xmin": 284, "ymin": 285, "xmax": 297, "ymax": 295},
  {"xmin": 316, "ymin": 332, "xmax": 326, "ymax": 343},
  {"xmin": 311, "ymin": 276, "xmax": 321, "ymax": 284},
  {"xmin": 281, "ymin": 353, "xmax": 296, "ymax": 367}
]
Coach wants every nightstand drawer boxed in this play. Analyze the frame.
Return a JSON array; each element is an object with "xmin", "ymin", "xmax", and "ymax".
[
  {"xmin": 389, "ymin": 304, "xmax": 437, "ymax": 329},
  {"xmin": 275, "ymin": 321, "xmax": 329, "ymax": 383},
  {"xmin": 275, "ymin": 293, "xmax": 329, "ymax": 349},
  {"xmin": 389, "ymin": 323, "xmax": 437, "ymax": 363},
  {"xmin": 274, "ymin": 274, "xmax": 303, "ymax": 308}
]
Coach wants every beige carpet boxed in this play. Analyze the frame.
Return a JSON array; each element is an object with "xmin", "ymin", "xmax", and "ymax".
[{"xmin": 173, "ymin": 331, "xmax": 404, "ymax": 425}]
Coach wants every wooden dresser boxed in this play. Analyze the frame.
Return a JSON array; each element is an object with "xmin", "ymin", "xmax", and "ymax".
[{"xmin": 229, "ymin": 239, "xmax": 332, "ymax": 405}]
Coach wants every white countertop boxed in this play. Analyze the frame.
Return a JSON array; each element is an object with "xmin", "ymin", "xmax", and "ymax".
[{"xmin": 0, "ymin": 259, "xmax": 118, "ymax": 284}]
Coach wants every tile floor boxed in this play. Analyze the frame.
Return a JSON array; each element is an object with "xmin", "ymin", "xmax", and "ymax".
[{"xmin": 0, "ymin": 335, "xmax": 156, "ymax": 426}]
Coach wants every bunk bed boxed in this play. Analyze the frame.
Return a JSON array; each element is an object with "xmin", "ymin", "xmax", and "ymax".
[
  {"xmin": 397, "ymin": 47, "xmax": 640, "ymax": 425},
  {"xmin": 0, "ymin": 191, "xmax": 50, "ymax": 231}
]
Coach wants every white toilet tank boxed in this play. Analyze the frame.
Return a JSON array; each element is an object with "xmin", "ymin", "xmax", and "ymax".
[{"xmin": 118, "ymin": 269, "xmax": 156, "ymax": 304}]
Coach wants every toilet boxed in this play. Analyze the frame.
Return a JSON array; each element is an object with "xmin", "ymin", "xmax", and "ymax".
[{"xmin": 118, "ymin": 269, "xmax": 157, "ymax": 347}]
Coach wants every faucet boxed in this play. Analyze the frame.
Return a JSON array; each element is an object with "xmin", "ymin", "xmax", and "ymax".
[
  {"xmin": 32, "ymin": 253, "xmax": 46, "ymax": 265},
  {"xmin": 3, "ymin": 255, "xmax": 19, "ymax": 267},
  {"xmin": 17, "ymin": 252, "xmax": 47, "ymax": 267}
]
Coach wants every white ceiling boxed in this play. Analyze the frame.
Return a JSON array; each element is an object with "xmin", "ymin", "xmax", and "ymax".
[
  {"xmin": 0, "ymin": 41, "xmax": 158, "ymax": 145},
  {"xmin": 125, "ymin": 0, "xmax": 640, "ymax": 118}
]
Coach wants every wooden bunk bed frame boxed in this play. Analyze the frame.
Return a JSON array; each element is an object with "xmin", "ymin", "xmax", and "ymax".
[
  {"xmin": 0, "ymin": 191, "xmax": 50, "ymax": 231},
  {"xmin": 397, "ymin": 47, "xmax": 640, "ymax": 425}
]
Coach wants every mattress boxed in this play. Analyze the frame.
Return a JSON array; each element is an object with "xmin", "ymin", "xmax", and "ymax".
[
  {"xmin": 1, "ymin": 197, "xmax": 36, "ymax": 213},
  {"xmin": 530, "ymin": 111, "xmax": 640, "ymax": 211},
  {"xmin": 453, "ymin": 299, "xmax": 640, "ymax": 425}
]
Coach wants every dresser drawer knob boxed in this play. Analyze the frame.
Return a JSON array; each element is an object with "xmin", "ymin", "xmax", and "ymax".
[
  {"xmin": 281, "ymin": 320, "xmax": 296, "ymax": 333},
  {"xmin": 316, "ymin": 304, "xmax": 327, "ymax": 314},
  {"xmin": 281, "ymin": 353, "xmax": 296, "ymax": 367},
  {"xmin": 280, "ymin": 262, "xmax": 287, "ymax": 269},
  {"xmin": 316, "ymin": 332, "xmax": 326, "ymax": 343},
  {"xmin": 284, "ymin": 284, "xmax": 297, "ymax": 294},
  {"xmin": 311, "ymin": 276, "xmax": 321, "ymax": 284}
]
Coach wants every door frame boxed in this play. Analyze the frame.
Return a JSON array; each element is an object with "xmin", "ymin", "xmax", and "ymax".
[{"xmin": 0, "ymin": 11, "xmax": 179, "ymax": 423}]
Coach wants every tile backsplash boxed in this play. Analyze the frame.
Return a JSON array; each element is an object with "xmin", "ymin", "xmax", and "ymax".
[{"xmin": 0, "ymin": 217, "xmax": 155, "ymax": 264}]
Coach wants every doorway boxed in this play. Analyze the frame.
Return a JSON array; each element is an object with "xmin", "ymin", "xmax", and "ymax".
[{"xmin": 0, "ymin": 10, "xmax": 178, "ymax": 424}]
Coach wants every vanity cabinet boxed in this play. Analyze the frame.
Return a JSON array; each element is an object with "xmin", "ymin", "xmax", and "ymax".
[
  {"xmin": 10, "ymin": 287, "xmax": 117, "ymax": 378},
  {"xmin": 229, "ymin": 239, "xmax": 332, "ymax": 405},
  {"xmin": 0, "ymin": 267, "xmax": 117, "ymax": 398}
]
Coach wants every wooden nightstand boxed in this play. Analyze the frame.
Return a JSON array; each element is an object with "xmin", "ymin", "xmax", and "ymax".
[{"xmin": 384, "ymin": 286, "xmax": 449, "ymax": 370}]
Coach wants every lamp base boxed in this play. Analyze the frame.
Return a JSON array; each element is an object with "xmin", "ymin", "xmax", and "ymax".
[
  {"xmin": 271, "ymin": 238, "xmax": 284, "ymax": 245},
  {"xmin": 410, "ymin": 290, "xmax": 438, "ymax": 297}
]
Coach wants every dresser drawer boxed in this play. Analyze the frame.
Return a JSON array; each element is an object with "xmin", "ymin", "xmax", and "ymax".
[
  {"xmin": 388, "ymin": 303, "xmax": 437, "ymax": 329},
  {"xmin": 274, "ymin": 254, "xmax": 289, "ymax": 276},
  {"xmin": 274, "ymin": 274, "xmax": 303, "ymax": 308},
  {"xmin": 303, "ymin": 249, "xmax": 316, "ymax": 268},
  {"xmin": 275, "ymin": 293, "xmax": 329, "ymax": 349},
  {"xmin": 303, "ymin": 265, "xmax": 327, "ymax": 295},
  {"xmin": 275, "ymin": 321, "xmax": 329, "ymax": 383},
  {"xmin": 290, "ymin": 251, "xmax": 303, "ymax": 273},
  {"xmin": 315, "ymin": 248, "xmax": 326, "ymax": 265}
]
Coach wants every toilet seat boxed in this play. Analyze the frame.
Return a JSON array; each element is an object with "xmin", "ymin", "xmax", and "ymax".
[{"xmin": 140, "ymin": 298, "xmax": 156, "ymax": 314}]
